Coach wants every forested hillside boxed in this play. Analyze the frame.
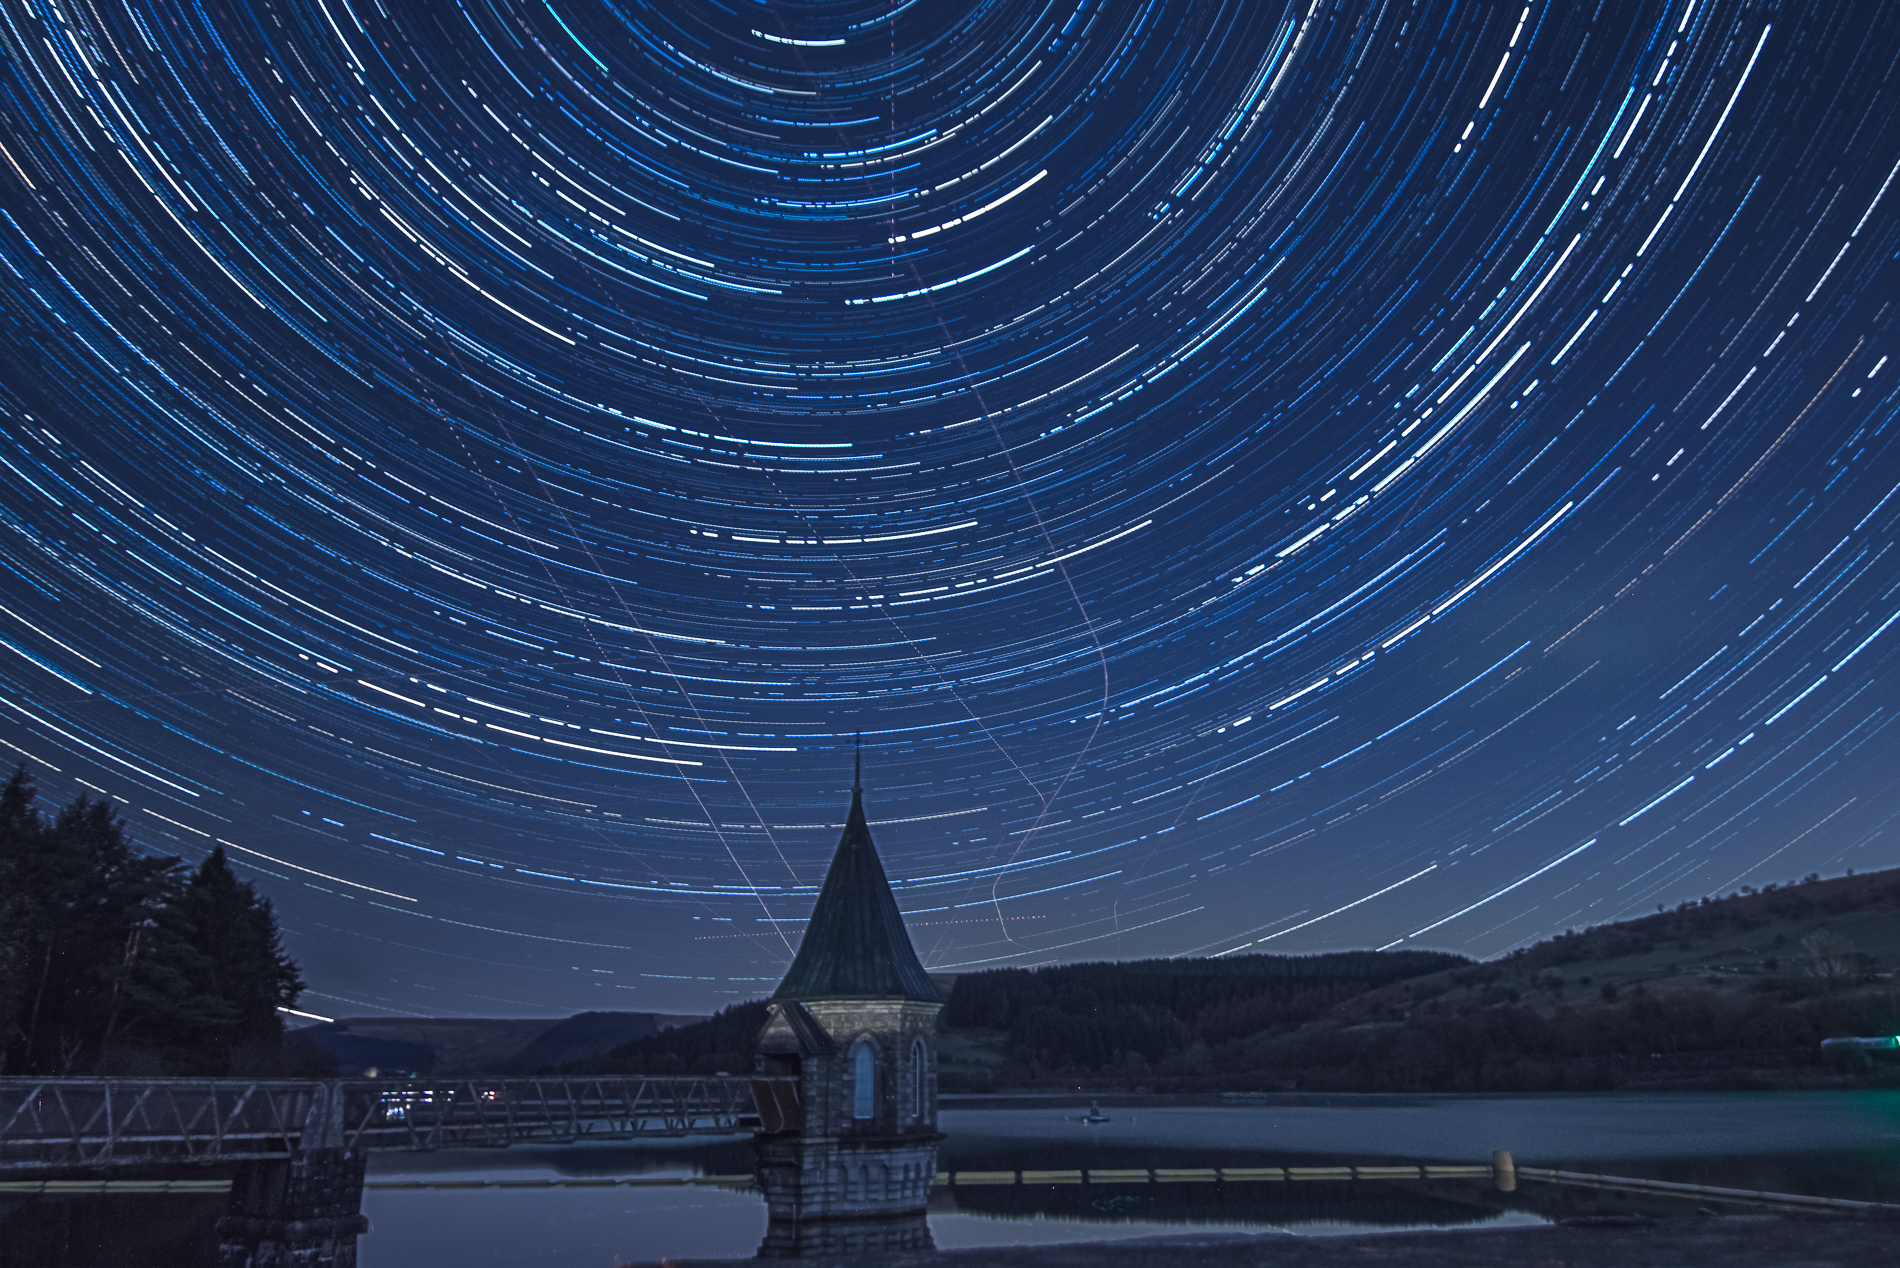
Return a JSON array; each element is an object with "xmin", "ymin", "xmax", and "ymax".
[
  {"xmin": 1206, "ymin": 867, "xmax": 1900, "ymax": 1092},
  {"xmin": 577, "ymin": 999, "xmax": 768, "ymax": 1076},
  {"xmin": 936, "ymin": 950, "xmax": 1466, "ymax": 1085},
  {"xmin": 576, "ymin": 866, "xmax": 1900, "ymax": 1093},
  {"xmin": 576, "ymin": 950, "xmax": 1465, "ymax": 1079}
]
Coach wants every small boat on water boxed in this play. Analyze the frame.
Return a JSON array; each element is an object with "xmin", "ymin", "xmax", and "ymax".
[{"xmin": 1081, "ymin": 1100, "xmax": 1111, "ymax": 1124}]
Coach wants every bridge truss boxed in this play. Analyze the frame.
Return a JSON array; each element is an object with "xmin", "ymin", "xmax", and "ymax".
[{"xmin": 0, "ymin": 1076, "xmax": 776, "ymax": 1172}]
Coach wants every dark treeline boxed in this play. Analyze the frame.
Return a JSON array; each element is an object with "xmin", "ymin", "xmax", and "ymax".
[
  {"xmin": 1090, "ymin": 872, "xmax": 1900, "ymax": 1092},
  {"xmin": 0, "ymin": 766, "xmax": 307, "ymax": 1076},
  {"xmin": 1219, "ymin": 973, "xmax": 1900, "ymax": 1093},
  {"xmin": 576, "ymin": 951, "xmax": 1467, "ymax": 1080},
  {"xmin": 1514, "ymin": 871, "xmax": 1900, "ymax": 972},
  {"xmin": 941, "ymin": 950, "xmax": 1468, "ymax": 1082},
  {"xmin": 568, "ymin": 874, "xmax": 1900, "ymax": 1092},
  {"xmin": 576, "ymin": 999, "xmax": 769, "ymax": 1076}
]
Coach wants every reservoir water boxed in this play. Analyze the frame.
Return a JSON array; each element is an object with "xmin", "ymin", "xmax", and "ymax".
[{"xmin": 349, "ymin": 1091, "xmax": 1900, "ymax": 1266}]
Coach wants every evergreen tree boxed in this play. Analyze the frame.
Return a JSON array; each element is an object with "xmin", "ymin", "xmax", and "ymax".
[
  {"xmin": 104, "ymin": 845, "xmax": 306, "ymax": 1073},
  {"xmin": 0, "ymin": 764, "xmax": 44, "ymax": 1073},
  {"xmin": 178, "ymin": 846, "xmax": 304, "ymax": 1054},
  {"xmin": 1, "ymin": 780, "xmax": 182, "ymax": 1072},
  {"xmin": 0, "ymin": 766, "xmax": 304, "ymax": 1074}
]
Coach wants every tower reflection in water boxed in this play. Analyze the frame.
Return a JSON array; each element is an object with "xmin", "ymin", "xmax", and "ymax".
[{"xmin": 754, "ymin": 1210, "xmax": 935, "ymax": 1259}]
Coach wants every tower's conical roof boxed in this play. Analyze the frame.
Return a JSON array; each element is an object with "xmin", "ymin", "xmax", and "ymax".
[{"xmin": 773, "ymin": 781, "xmax": 940, "ymax": 1003}]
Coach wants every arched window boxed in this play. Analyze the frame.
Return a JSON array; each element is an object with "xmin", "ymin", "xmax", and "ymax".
[
  {"xmin": 852, "ymin": 1042, "xmax": 876, "ymax": 1119},
  {"xmin": 909, "ymin": 1038, "xmax": 927, "ymax": 1120}
]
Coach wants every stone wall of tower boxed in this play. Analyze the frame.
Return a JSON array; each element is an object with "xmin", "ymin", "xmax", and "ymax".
[
  {"xmin": 796, "ymin": 1000, "xmax": 941, "ymax": 1139},
  {"xmin": 753, "ymin": 998, "xmax": 942, "ymax": 1225},
  {"xmin": 751, "ymin": 774, "xmax": 945, "ymax": 1239}
]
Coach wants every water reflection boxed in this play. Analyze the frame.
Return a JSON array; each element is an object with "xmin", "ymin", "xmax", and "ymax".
[
  {"xmin": 9, "ymin": 1093, "xmax": 1900, "ymax": 1265},
  {"xmin": 935, "ymin": 1175, "xmax": 1507, "ymax": 1233},
  {"xmin": 0, "ymin": 1164, "xmax": 1676, "ymax": 1266},
  {"xmin": 0, "ymin": 1183, "xmax": 229, "ymax": 1268},
  {"xmin": 757, "ymin": 1212, "xmax": 934, "ymax": 1258}
]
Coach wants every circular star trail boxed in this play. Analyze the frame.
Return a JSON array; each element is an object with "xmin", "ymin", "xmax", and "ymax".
[{"xmin": 1, "ymin": 0, "xmax": 1898, "ymax": 1015}]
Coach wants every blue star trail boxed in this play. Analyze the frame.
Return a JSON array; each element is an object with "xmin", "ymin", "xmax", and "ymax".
[{"xmin": 1, "ymin": 0, "xmax": 1897, "ymax": 1015}]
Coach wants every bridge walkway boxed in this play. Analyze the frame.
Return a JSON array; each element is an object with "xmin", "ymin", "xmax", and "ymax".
[{"xmin": 0, "ymin": 1075, "xmax": 780, "ymax": 1173}]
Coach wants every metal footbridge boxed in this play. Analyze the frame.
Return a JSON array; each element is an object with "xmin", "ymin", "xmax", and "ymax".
[{"xmin": 0, "ymin": 1076, "xmax": 778, "ymax": 1173}]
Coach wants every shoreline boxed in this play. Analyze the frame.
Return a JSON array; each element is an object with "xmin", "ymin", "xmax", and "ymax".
[
  {"xmin": 940, "ymin": 1082, "xmax": 1888, "ymax": 1105},
  {"xmin": 937, "ymin": 1068, "xmax": 1900, "ymax": 1099},
  {"xmin": 657, "ymin": 1209, "xmax": 1900, "ymax": 1268}
]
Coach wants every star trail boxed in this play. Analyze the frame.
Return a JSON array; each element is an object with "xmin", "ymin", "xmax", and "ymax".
[{"xmin": 1, "ymin": 0, "xmax": 1897, "ymax": 1016}]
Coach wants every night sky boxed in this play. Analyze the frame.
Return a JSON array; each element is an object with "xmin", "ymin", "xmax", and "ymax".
[{"xmin": 2, "ymin": 0, "xmax": 1897, "ymax": 1019}]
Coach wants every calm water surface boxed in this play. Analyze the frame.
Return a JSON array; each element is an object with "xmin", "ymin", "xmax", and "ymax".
[{"xmin": 352, "ymin": 1091, "xmax": 1900, "ymax": 1266}]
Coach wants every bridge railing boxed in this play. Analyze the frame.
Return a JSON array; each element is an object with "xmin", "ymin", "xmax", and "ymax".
[
  {"xmin": 0, "ymin": 1076, "xmax": 780, "ymax": 1172},
  {"xmin": 337, "ymin": 1076, "xmax": 766, "ymax": 1151}
]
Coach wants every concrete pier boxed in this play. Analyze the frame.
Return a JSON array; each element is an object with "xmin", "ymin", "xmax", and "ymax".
[
  {"xmin": 216, "ymin": 1149, "xmax": 367, "ymax": 1268},
  {"xmin": 215, "ymin": 1084, "xmax": 368, "ymax": 1268}
]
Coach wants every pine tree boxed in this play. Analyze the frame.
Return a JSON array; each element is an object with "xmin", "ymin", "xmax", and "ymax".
[
  {"xmin": 176, "ymin": 846, "xmax": 304, "ymax": 1058},
  {"xmin": 0, "ymin": 765, "xmax": 44, "ymax": 1073},
  {"xmin": 0, "ymin": 767, "xmax": 304, "ymax": 1074},
  {"xmin": 1, "ymin": 781, "xmax": 182, "ymax": 1072}
]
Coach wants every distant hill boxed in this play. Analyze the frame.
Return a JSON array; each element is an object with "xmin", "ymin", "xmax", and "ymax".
[
  {"xmin": 507, "ymin": 867, "xmax": 1900, "ymax": 1093},
  {"xmin": 573, "ymin": 949, "xmax": 1467, "ymax": 1081},
  {"xmin": 1075, "ymin": 865, "xmax": 1900, "ymax": 1092},
  {"xmin": 290, "ymin": 1010, "xmax": 702, "ymax": 1076},
  {"xmin": 289, "ymin": 1023, "xmax": 438, "ymax": 1077},
  {"xmin": 570, "ymin": 1000, "xmax": 771, "ymax": 1077},
  {"xmin": 935, "ymin": 949, "xmax": 1468, "ymax": 1088}
]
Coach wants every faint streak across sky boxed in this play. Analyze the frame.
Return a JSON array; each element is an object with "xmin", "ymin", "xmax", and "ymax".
[{"xmin": 0, "ymin": 0, "xmax": 1897, "ymax": 1014}]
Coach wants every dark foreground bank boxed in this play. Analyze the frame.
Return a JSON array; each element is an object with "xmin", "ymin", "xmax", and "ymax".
[{"xmin": 655, "ymin": 1209, "xmax": 1900, "ymax": 1268}]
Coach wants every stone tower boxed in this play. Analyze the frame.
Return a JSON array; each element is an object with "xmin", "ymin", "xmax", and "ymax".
[{"xmin": 751, "ymin": 758, "xmax": 941, "ymax": 1250}]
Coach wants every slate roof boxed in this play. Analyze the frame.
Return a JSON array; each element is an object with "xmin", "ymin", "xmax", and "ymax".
[{"xmin": 773, "ymin": 786, "xmax": 941, "ymax": 1004}]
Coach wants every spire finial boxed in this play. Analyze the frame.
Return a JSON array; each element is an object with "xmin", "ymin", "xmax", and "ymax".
[{"xmin": 853, "ymin": 732, "xmax": 862, "ymax": 792}]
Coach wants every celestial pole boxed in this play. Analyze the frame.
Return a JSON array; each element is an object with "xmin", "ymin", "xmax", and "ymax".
[{"xmin": 0, "ymin": 0, "xmax": 1896, "ymax": 1015}]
